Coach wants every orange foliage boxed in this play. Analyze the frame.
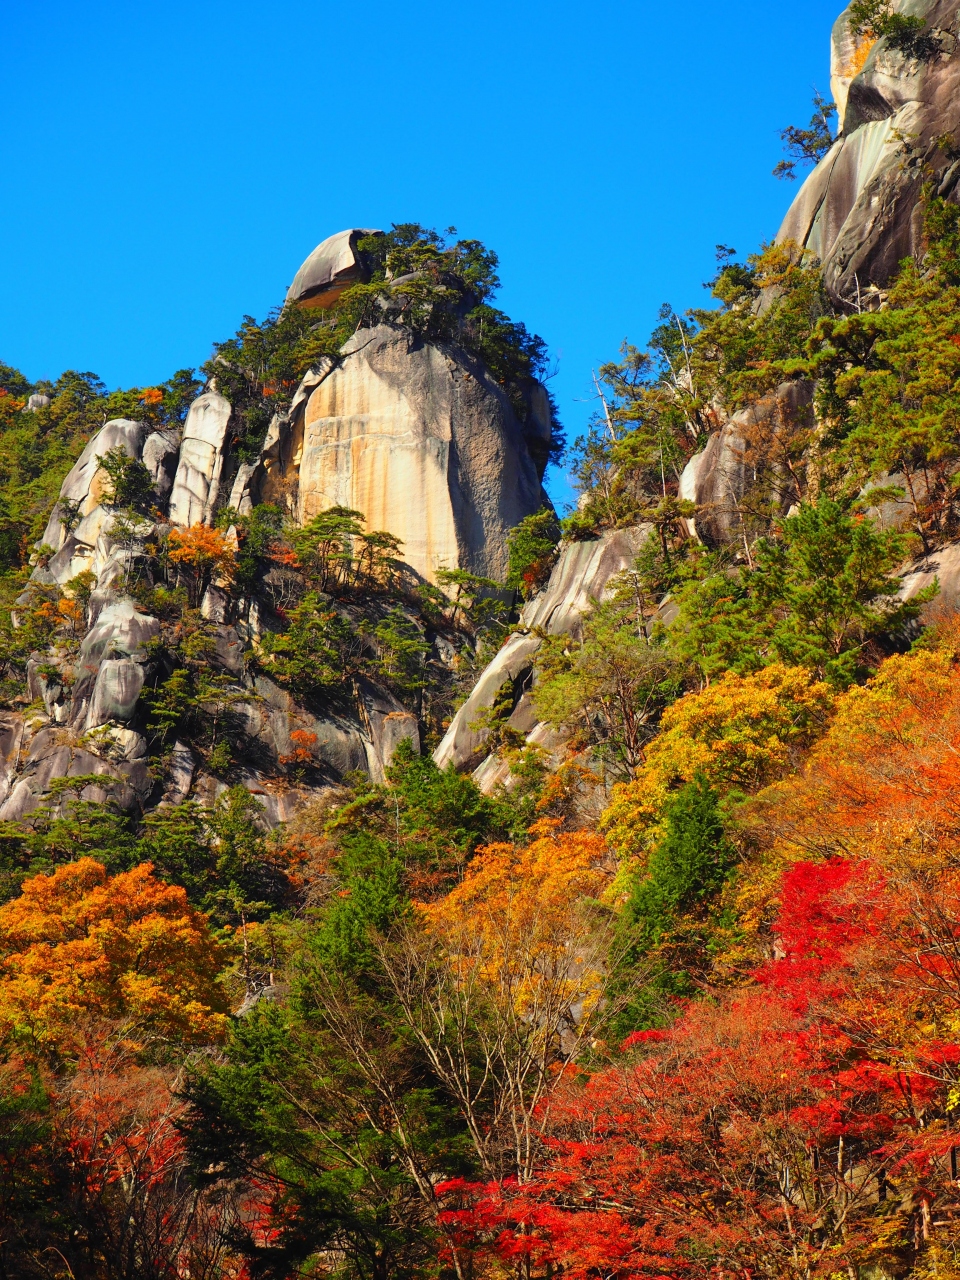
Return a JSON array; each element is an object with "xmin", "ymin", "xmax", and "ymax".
[
  {"xmin": 57, "ymin": 597, "xmax": 86, "ymax": 635},
  {"xmin": 138, "ymin": 387, "xmax": 164, "ymax": 405},
  {"xmin": 279, "ymin": 729, "xmax": 318, "ymax": 770},
  {"xmin": 0, "ymin": 859, "xmax": 229, "ymax": 1050},
  {"xmin": 420, "ymin": 824, "xmax": 612, "ymax": 1016},
  {"xmin": 737, "ymin": 627, "xmax": 960, "ymax": 934},
  {"xmin": 168, "ymin": 523, "xmax": 236, "ymax": 580}
]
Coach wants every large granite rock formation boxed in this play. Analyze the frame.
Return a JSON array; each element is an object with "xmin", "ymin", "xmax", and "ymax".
[
  {"xmin": 8, "ymin": 236, "xmax": 556, "ymax": 824},
  {"xmin": 286, "ymin": 228, "xmax": 381, "ymax": 310},
  {"xmin": 778, "ymin": 0, "xmax": 960, "ymax": 303},
  {"xmin": 238, "ymin": 323, "xmax": 552, "ymax": 584}
]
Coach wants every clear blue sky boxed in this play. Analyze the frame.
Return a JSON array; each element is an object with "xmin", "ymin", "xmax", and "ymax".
[{"xmin": 2, "ymin": 0, "xmax": 841, "ymax": 510}]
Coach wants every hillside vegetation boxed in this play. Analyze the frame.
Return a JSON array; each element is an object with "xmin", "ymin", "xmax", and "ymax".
[{"xmin": 4, "ymin": 193, "xmax": 960, "ymax": 1280}]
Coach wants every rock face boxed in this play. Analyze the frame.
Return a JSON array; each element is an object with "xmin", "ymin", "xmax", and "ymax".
[
  {"xmin": 434, "ymin": 526, "xmax": 650, "ymax": 787},
  {"xmin": 10, "ymin": 238, "xmax": 556, "ymax": 824},
  {"xmin": 168, "ymin": 391, "xmax": 233, "ymax": 527},
  {"xmin": 678, "ymin": 381, "xmax": 815, "ymax": 546},
  {"xmin": 39, "ymin": 418, "xmax": 147, "ymax": 557},
  {"xmin": 243, "ymin": 324, "xmax": 551, "ymax": 583},
  {"xmin": 778, "ymin": 0, "xmax": 960, "ymax": 302},
  {"xmin": 898, "ymin": 540, "xmax": 960, "ymax": 614}
]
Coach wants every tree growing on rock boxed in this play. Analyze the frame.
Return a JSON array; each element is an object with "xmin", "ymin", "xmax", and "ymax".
[{"xmin": 166, "ymin": 523, "xmax": 236, "ymax": 607}]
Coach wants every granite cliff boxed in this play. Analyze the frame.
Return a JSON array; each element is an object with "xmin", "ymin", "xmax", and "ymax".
[
  {"xmin": 439, "ymin": 0, "xmax": 960, "ymax": 794},
  {"xmin": 778, "ymin": 0, "xmax": 960, "ymax": 303},
  {"xmin": 0, "ymin": 229, "xmax": 556, "ymax": 824}
]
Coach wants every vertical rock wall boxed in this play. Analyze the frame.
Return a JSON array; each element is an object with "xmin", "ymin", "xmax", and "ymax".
[
  {"xmin": 777, "ymin": 0, "xmax": 960, "ymax": 303},
  {"xmin": 246, "ymin": 324, "xmax": 551, "ymax": 583}
]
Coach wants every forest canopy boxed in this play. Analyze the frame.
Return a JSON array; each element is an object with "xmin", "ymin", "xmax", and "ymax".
[{"xmin": 5, "ymin": 188, "xmax": 960, "ymax": 1279}]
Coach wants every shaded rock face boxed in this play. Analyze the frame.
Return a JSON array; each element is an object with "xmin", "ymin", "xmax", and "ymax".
[
  {"xmin": 778, "ymin": 0, "xmax": 960, "ymax": 303},
  {"xmin": 678, "ymin": 381, "xmax": 815, "ymax": 547},
  {"xmin": 244, "ymin": 324, "xmax": 551, "ymax": 583},
  {"xmin": 434, "ymin": 526, "xmax": 650, "ymax": 785}
]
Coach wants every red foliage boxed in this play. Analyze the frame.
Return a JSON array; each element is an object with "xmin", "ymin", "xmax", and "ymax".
[{"xmin": 443, "ymin": 841, "xmax": 960, "ymax": 1277}]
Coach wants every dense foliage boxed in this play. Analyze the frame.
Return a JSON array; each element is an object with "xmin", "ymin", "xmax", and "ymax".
[{"xmin": 6, "ymin": 182, "xmax": 960, "ymax": 1279}]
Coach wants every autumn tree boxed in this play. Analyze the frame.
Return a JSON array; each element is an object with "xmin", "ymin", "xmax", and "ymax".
[
  {"xmin": 166, "ymin": 523, "xmax": 236, "ymax": 607},
  {"xmin": 602, "ymin": 662, "xmax": 834, "ymax": 859},
  {"xmin": 0, "ymin": 859, "xmax": 228, "ymax": 1052},
  {"xmin": 385, "ymin": 824, "xmax": 617, "ymax": 1184}
]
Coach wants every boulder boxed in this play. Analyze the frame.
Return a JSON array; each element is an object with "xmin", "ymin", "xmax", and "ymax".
[
  {"xmin": 242, "ymin": 675, "xmax": 371, "ymax": 782},
  {"xmin": 86, "ymin": 659, "xmax": 146, "ymax": 727},
  {"xmin": 433, "ymin": 632, "xmax": 543, "ymax": 772},
  {"xmin": 24, "ymin": 393, "xmax": 51, "ymax": 412},
  {"xmin": 286, "ymin": 228, "xmax": 382, "ymax": 310},
  {"xmin": 358, "ymin": 678, "xmax": 421, "ymax": 779},
  {"xmin": 777, "ymin": 0, "xmax": 960, "ymax": 303},
  {"xmin": 71, "ymin": 598, "xmax": 159, "ymax": 722},
  {"xmin": 253, "ymin": 325, "xmax": 549, "ymax": 583},
  {"xmin": 522, "ymin": 528, "xmax": 650, "ymax": 636},
  {"xmin": 168, "ymin": 391, "xmax": 232, "ymax": 526}
]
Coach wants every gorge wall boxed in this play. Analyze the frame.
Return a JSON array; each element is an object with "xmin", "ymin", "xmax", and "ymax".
[
  {"xmin": 778, "ymin": 0, "xmax": 960, "ymax": 303},
  {"xmin": 1, "ymin": 231, "xmax": 556, "ymax": 824}
]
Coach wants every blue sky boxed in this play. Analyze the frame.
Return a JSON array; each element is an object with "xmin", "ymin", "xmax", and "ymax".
[{"xmin": 2, "ymin": 0, "xmax": 841, "ymax": 510}]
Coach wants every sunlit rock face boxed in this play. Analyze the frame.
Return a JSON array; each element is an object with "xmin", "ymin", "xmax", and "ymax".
[
  {"xmin": 249, "ymin": 323, "xmax": 551, "ymax": 583},
  {"xmin": 9, "ymin": 228, "xmax": 556, "ymax": 820},
  {"xmin": 434, "ymin": 526, "xmax": 651, "ymax": 782},
  {"xmin": 168, "ymin": 391, "xmax": 233, "ymax": 527},
  {"xmin": 778, "ymin": 0, "xmax": 960, "ymax": 302}
]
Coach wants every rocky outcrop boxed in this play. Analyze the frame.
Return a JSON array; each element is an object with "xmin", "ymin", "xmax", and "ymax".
[
  {"xmin": 8, "ymin": 230, "xmax": 560, "ymax": 824},
  {"xmin": 143, "ymin": 432, "xmax": 179, "ymax": 501},
  {"xmin": 434, "ymin": 526, "xmax": 650, "ymax": 785},
  {"xmin": 242, "ymin": 324, "xmax": 551, "ymax": 583},
  {"xmin": 678, "ymin": 381, "xmax": 814, "ymax": 546},
  {"xmin": 286, "ymin": 228, "xmax": 381, "ymax": 310},
  {"xmin": 39, "ymin": 418, "xmax": 147, "ymax": 561},
  {"xmin": 898, "ymin": 540, "xmax": 960, "ymax": 613},
  {"xmin": 778, "ymin": 0, "xmax": 960, "ymax": 303},
  {"xmin": 168, "ymin": 391, "xmax": 233, "ymax": 527}
]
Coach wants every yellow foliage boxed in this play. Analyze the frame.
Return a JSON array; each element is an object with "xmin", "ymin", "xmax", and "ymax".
[
  {"xmin": 0, "ymin": 859, "xmax": 229, "ymax": 1051},
  {"xmin": 419, "ymin": 824, "xmax": 611, "ymax": 1020},
  {"xmin": 601, "ymin": 664, "xmax": 835, "ymax": 861}
]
